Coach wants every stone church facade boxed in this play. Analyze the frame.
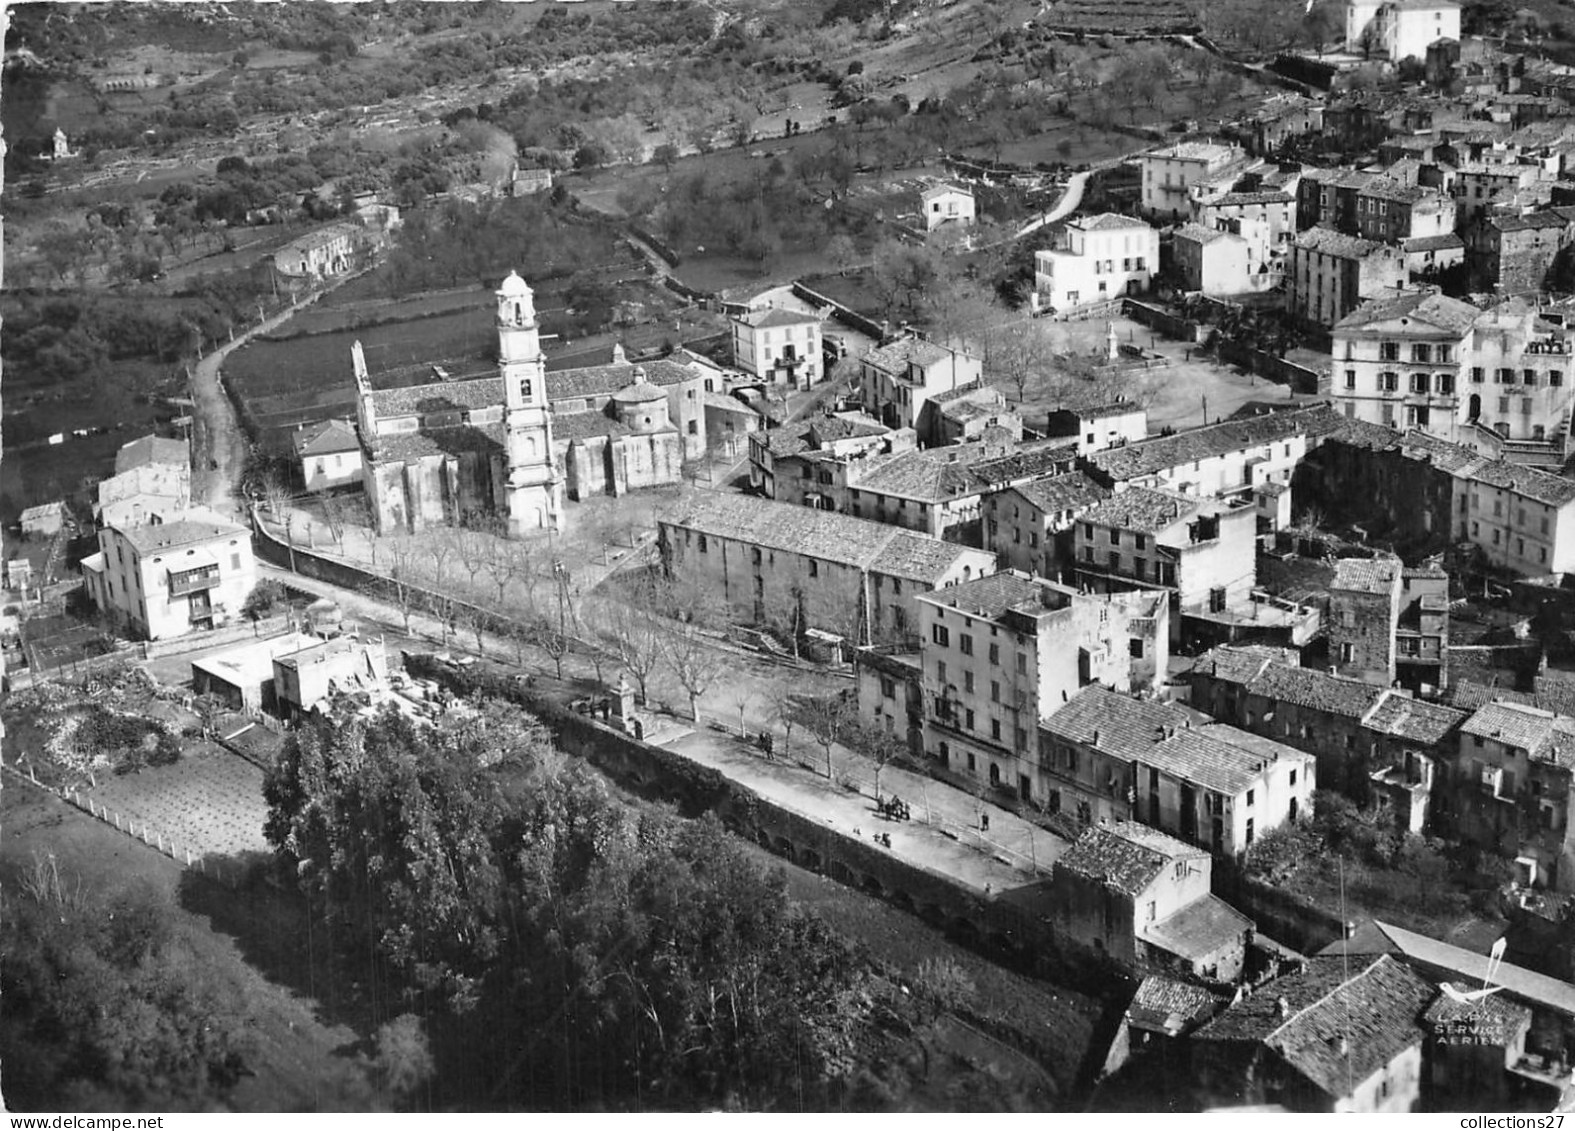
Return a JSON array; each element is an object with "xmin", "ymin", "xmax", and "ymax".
[{"xmin": 355, "ymin": 271, "xmax": 706, "ymax": 536}]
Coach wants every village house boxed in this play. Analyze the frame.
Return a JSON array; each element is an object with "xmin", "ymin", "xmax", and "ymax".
[
  {"xmin": 1329, "ymin": 288, "xmax": 1477, "ymax": 440},
  {"xmin": 1468, "ymin": 209, "xmax": 1575, "ymax": 294},
  {"xmin": 1192, "ymin": 955, "xmax": 1434, "ymax": 1112},
  {"xmin": 1346, "ymin": 0, "xmax": 1462, "ymax": 61},
  {"xmin": 1040, "ymin": 684, "xmax": 1316, "ymax": 857},
  {"xmin": 859, "ymin": 333, "xmax": 983, "ymax": 432},
  {"xmin": 272, "ymin": 635, "xmax": 390, "ymax": 722},
  {"xmin": 914, "ymin": 383, "xmax": 1021, "ymax": 448},
  {"xmin": 701, "ymin": 391, "xmax": 764, "ymax": 458},
  {"xmin": 1034, "ymin": 213, "xmax": 1159, "ymax": 311},
  {"xmin": 1049, "ymin": 821, "xmax": 1254, "ymax": 981},
  {"xmin": 855, "ymin": 645, "xmax": 926, "ymax": 756},
  {"xmin": 1139, "ymin": 141, "xmax": 1250, "ymax": 223},
  {"xmin": 1288, "ymin": 227, "xmax": 1408, "ymax": 328},
  {"xmin": 921, "ymin": 183, "xmax": 975, "ymax": 231},
  {"xmin": 982, "ymin": 472, "xmax": 1112, "ymax": 579},
  {"xmin": 1396, "ymin": 562, "xmax": 1452, "ymax": 692},
  {"xmin": 729, "ymin": 307, "xmax": 823, "ymax": 390},
  {"xmin": 1194, "ymin": 189, "xmax": 1298, "ymax": 252},
  {"xmin": 272, "ymin": 222, "xmax": 366, "ymax": 281},
  {"xmin": 1327, "ymin": 557, "xmax": 1404, "ymax": 684},
  {"xmin": 1170, "ymin": 222, "xmax": 1255, "ymax": 296},
  {"xmin": 292, "ymin": 419, "xmax": 363, "ymax": 492},
  {"xmin": 656, "ymin": 490, "xmax": 996, "ymax": 647},
  {"xmin": 19, "ymin": 502, "xmax": 67, "ymax": 540},
  {"xmin": 915, "ymin": 572, "xmax": 1167, "ymax": 799},
  {"xmin": 1461, "ymin": 302, "xmax": 1575, "ymax": 454},
  {"xmin": 81, "ymin": 510, "xmax": 256, "ymax": 641},
  {"xmin": 510, "ymin": 166, "xmax": 553, "ymax": 197},
  {"xmin": 1047, "ymin": 400, "xmax": 1150, "ymax": 454},
  {"xmin": 747, "ymin": 412, "xmax": 894, "ymax": 504}
]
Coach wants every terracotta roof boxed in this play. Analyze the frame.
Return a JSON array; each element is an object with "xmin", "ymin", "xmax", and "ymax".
[
  {"xmin": 1293, "ymin": 226, "xmax": 1389, "ymax": 260},
  {"xmin": 1057, "ymin": 820, "xmax": 1203, "ymax": 897},
  {"xmin": 1368, "ymin": 921, "xmax": 1575, "ymax": 1018},
  {"xmin": 862, "ymin": 335, "xmax": 959, "ymax": 376},
  {"xmin": 1363, "ymin": 693, "xmax": 1467, "ymax": 745},
  {"xmin": 370, "ymin": 376, "xmax": 505, "ymax": 419},
  {"xmin": 1076, "ymin": 487, "xmax": 1207, "ymax": 533},
  {"xmin": 1194, "ymin": 955, "xmax": 1433, "ymax": 1101},
  {"xmin": 1073, "ymin": 212, "xmax": 1152, "ymax": 232},
  {"xmin": 1333, "ymin": 290, "xmax": 1481, "ymax": 336},
  {"xmin": 1246, "ymin": 664, "xmax": 1388, "ymax": 720},
  {"xmin": 1141, "ymin": 894, "xmax": 1254, "ymax": 962},
  {"xmin": 546, "ymin": 359, "xmax": 694, "ymax": 401},
  {"xmin": 1465, "ymin": 458, "xmax": 1575, "ymax": 506},
  {"xmin": 662, "ymin": 490, "xmax": 990, "ymax": 583},
  {"xmin": 292, "ymin": 418, "xmax": 360, "ymax": 458},
  {"xmin": 1150, "ymin": 141, "xmax": 1240, "ymax": 163},
  {"xmin": 1013, "ymin": 472, "xmax": 1112, "ymax": 516},
  {"xmin": 1460, "ymin": 700, "xmax": 1575, "ymax": 763},
  {"xmin": 1128, "ymin": 976, "xmax": 1227, "ymax": 1036},
  {"xmin": 849, "ymin": 437, "xmax": 1074, "ymax": 503},
  {"xmin": 1141, "ymin": 727, "xmax": 1286, "ymax": 795},
  {"xmin": 916, "ymin": 569, "xmax": 1062, "ymax": 620},
  {"xmin": 115, "ymin": 434, "xmax": 189, "ymax": 474},
  {"xmin": 1086, "ymin": 408, "xmax": 1316, "ymax": 482},
  {"xmin": 1044, "ymin": 685, "xmax": 1194, "ymax": 763},
  {"xmin": 551, "ymin": 411, "xmax": 629, "ymax": 442},
  {"xmin": 1422, "ymin": 983, "xmax": 1531, "ymax": 1035},
  {"xmin": 371, "ymin": 423, "xmax": 505, "ymax": 462},
  {"xmin": 1174, "ymin": 222, "xmax": 1236, "ymax": 245},
  {"xmin": 1332, "ymin": 557, "xmax": 1401, "ymax": 595},
  {"xmin": 1209, "ymin": 191, "xmax": 1295, "ymax": 207},
  {"xmin": 118, "ymin": 514, "xmax": 247, "ymax": 554},
  {"xmin": 1402, "ymin": 233, "xmax": 1466, "ymax": 252},
  {"xmin": 736, "ymin": 307, "xmax": 820, "ymax": 329},
  {"xmin": 1193, "ymin": 644, "xmax": 1294, "ymax": 686}
]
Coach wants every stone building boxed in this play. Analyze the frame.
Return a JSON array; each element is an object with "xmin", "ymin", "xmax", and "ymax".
[
  {"xmin": 982, "ymin": 472, "xmax": 1111, "ymax": 579},
  {"xmin": 1329, "ymin": 557, "xmax": 1405, "ymax": 684},
  {"xmin": 355, "ymin": 271, "xmax": 704, "ymax": 535},
  {"xmin": 1288, "ymin": 227, "xmax": 1407, "ymax": 328}
]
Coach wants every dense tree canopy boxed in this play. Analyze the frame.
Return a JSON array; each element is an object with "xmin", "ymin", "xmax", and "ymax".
[{"xmin": 263, "ymin": 699, "xmax": 876, "ymax": 1109}]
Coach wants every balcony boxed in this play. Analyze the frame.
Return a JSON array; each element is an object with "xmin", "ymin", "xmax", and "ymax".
[{"xmin": 169, "ymin": 567, "xmax": 220, "ymax": 597}]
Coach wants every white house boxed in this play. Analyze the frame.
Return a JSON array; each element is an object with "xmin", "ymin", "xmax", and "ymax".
[
  {"xmin": 730, "ymin": 307, "xmax": 823, "ymax": 389},
  {"xmin": 1346, "ymin": 0, "xmax": 1461, "ymax": 61},
  {"xmin": 292, "ymin": 419, "xmax": 364, "ymax": 492},
  {"xmin": 81, "ymin": 510, "xmax": 257, "ymax": 641},
  {"xmin": 1035, "ymin": 213, "xmax": 1159, "ymax": 312},
  {"xmin": 921, "ymin": 183, "xmax": 975, "ymax": 231}
]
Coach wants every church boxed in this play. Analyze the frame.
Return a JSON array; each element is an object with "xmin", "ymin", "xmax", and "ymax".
[{"xmin": 354, "ymin": 271, "xmax": 707, "ymax": 536}]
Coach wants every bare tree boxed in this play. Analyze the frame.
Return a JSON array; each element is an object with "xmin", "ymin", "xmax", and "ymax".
[
  {"xmin": 851, "ymin": 720, "xmax": 906, "ymax": 800},
  {"xmin": 533, "ymin": 616, "xmax": 572, "ymax": 680},
  {"xmin": 315, "ymin": 488, "xmax": 348, "ymax": 548},
  {"xmin": 455, "ymin": 602, "xmax": 490, "ymax": 655},
  {"xmin": 661, "ymin": 621, "xmax": 727, "ymax": 724},
  {"xmin": 482, "ymin": 530, "xmax": 527, "ymax": 606},
  {"xmin": 594, "ymin": 586, "xmax": 665, "ymax": 705},
  {"xmin": 801, "ymin": 688, "xmax": 858, "ymax": 781},
  {"xmin": 384, "ymin": 536, "xmax": 425, "ymax": 634},
  {"xmin": 727, "ymin": 687, "xmax": 756, "ymax": 738},
  {"xmin": 262, "ymin": 468, "xmax": 293, "ymax": 522},
  {"xmin": 768, "ymin": 697, "xmax": 796, "ymax": 759},
  {"xmin": 452, "ymin": 524, "xmax": 490, "ymax": 598},
  {"xmin": 422, "ymin": 530, "xmax": 455, "ymax": 590}
]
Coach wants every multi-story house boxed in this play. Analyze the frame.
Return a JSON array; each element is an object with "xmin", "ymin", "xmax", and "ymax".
[
  {"xmin": 982, "ymin": 472, "xmax": 1112, "ymax": 579},
  {"xmin": 1033, "ymin": 213, "xmax": 1158, "ymax": 311},
  {"xmin": 273, "ymin": 635, "xmax": 390, "ymax": 722},
  {"xmin": 730, "ymin": 307, "xmax": 823, "ymax": 390},
  {"xmin": 81, "ymin": 510, "xmax": 256, "ymax": 641},
  {"xmin": 1049, "ymin": 400, "xmax": 1150, "ymax": 454},
  {"xmin": 1346, "ymin": 0, "xmax": 1462, "ymax": 61},
  {"xmin": 916, "ymin": 571, "xmax": 1167, "ymax": 798},
  {"xmin": 1354, "ymin": 178, "xmax": 1456, "ymax": 243},
  {"xmin": 915, "ymin": 382, "xmax": 1020, "ymax": 448},
  {"xmin": 1071, "ymin": 488, "xmax": 1261, "ymax": 646},
  {"xmin": 1468, "ymin": 210, "xmax": 1575, "ymax": 294},
  {"xmin": 1140, "ymin": 141, "xmax": 1248, "ymax": 222},
  {"xmin": 657, "ymin": 489, "xmax": 996, "ymax": 647},
  {"xmin": 859, "ymin": 333, "xmax": 982, "ymax": 432},
  {"xmin": 1297, "ymin": 168, "xmax": 1377, "ymax": 235},
  {"xmin": 1445, "ymin": 700, "xmax": 1575, "ymax": 891},
  {"xmin": 1083, "ymin": 406, "xmax": 1316, "ymax": 501},
  {"xmin": 1288, "ymin": 227, "xmax": 1407, "ymax": 327},
  {"xmin": 1049, "ymin": 821, "xmax": 1253, "ymax": 982},
  {"xmin": 747, "ymin": 411, "xmax": 893, "ymax": 503},
  {"xmin": 1171, "ymin": 222, "xmax": 1254, "ymax": 296},
  {"xmin": 1330, "ymin": 288, "xmax": 1477, "ymax": 438},
  {"xmin": 1396, "ymin": 562, "xmax": 1451, "ymax": 693},
  {"xmin": 1328, "ymin": 557, "xmax": 1404, "ymax": 684},
  {"xmin": 95, "ymin": 433, "xmax": 191, "ymax": 529},
  {"xmin": 1462, "ymin": 304, "xmax": 1575, "ymax": 449},
  {"xmin": 1195, "ymin": 190, "xmax": 1297, "ymax": 251},
  {"xmin": 1456, "ymin": 458, "xmax": 1575, "ymax": 575},
  {"xmin": 1193, "ymin": 955, "xmax": 1434, "ymax": 1112},
  {"xmin": 292, "ymin": 419, "xmax": 363, "ymax": 492},
  {"xmin": 1039, "ymin": 685, "xmax": 1317, "ymax": 858},
  {"xmin": 1455, "ymin": 163, "xmax": 1545, "ymax": 223},
  {"xmin": 272, "ymin": 222, "xmax": 365, "ymax": 280}
]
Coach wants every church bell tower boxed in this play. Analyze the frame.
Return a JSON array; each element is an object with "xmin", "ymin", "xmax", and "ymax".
[{"xmin": 499, "ymin": 271, "xmax": 562, "ymax": 534}]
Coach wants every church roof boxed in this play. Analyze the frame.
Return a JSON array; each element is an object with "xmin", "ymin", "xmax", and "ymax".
[
  {"xmin": 546, "ymin": 359, "xmax": 694, "ymax": 400},
  {"xmin": 370, "ymin": 377, "xmax": 506, "ymax": 419},
  {"xmin": 498, "ymin": 271, "xmax": 532, "ymax": 298},
  {"xmin": 610, "ymin": 372, "xmax": 668, "ymax": 403},
  {"xmin": 368, "ymin": 423, "xmax": 505, "ymax": 463}
]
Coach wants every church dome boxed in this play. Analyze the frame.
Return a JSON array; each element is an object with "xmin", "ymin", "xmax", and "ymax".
[
  {"xmin": 498, "ymin": 270, "xmax": 532, "ymax": 297},
  {"xmin": 611, "ymin": 367, "xmax": 666, "ymax": 404}
]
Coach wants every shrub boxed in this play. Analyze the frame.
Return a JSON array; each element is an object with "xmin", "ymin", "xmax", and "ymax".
[{"xmin": 242, "ymin": 579, "xmax": 287, "ymax": 620}]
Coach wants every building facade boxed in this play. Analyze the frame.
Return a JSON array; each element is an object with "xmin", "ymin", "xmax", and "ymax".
[
  {"xmin": 82, "ymin": 512, "xmax": 256, "ymax": 641},
  {"xmin": 1035, "ymin": 213, "xmax": 1159, "ymax": 311},
  {"xmin": 730, "ymin": 308, "xmax": 824, "ymax": 389}
]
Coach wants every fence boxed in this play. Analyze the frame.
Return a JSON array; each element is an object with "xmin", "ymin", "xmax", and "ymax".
[
  {"xmin": 3, "ymin": 760, "xmax": 247, "ymax": 888},
  {"xmin": 139, "ymin": 612, "xmax": 293, "ymax": 661}
]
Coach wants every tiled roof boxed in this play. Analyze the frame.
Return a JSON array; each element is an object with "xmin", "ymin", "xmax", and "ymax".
[
  {"xmin": 119, "ymin": 513, "xmax": 246, "ymax": 554},
  {"xmin": 1368, "ymin": 921, "xmax": 1575, "ymax": 1018},
  {"xmin": 20, "ymin": 501, "xmax": 65, "ymax": 523},
  {"xmin": 1173, "ymin": 222, "xmax": 1235, "ymax": 245},
  {"xmin": 1141, "ymin": 894, "xmax": 1254, "ymax": 962},
  {"xmin": 703, "ymin": 390, "xmax": 759, "ymax": 414},
  {"xmin": 371, "ymin": 423, "xmax": 505, "ymax": 462},
  {"xmin": 1149, "ymin": 141, "xmax": 1240, "ymax": 163},
  {"xmin": 1460, "ymin": 700, "xmax": 1575, "ymax": 762},
  {"xmin": 1073, "ymin": 212, "xmax": 1152, "ymax": 232},
  {"xmin": 292, "ymin": 418, "xmax": 360, "ymax": 458},
  {"xmin": 862, "ymin": 334, "xmax": 958, "ymax": 376},
  {"xmin": 1128, "ymin": 975, "xmax": 1227, "ymax": 1036},
  {"xmin": 1333, "ymin": 290, "xmax": 1481, "ymax": 336},
  {"xmin": 1086, "ymin": 407, "xmax": 1316, "ymax": 482},
  {"xmin": 546, "ymin": 359, "xmax": 694, "ymax": 400},
  {"xmin": 1397, "ymin": 428, "xmax": 1483, "ymax": 474},
  {"xmin": 921, "ymin": 182, "xmax": 971, "ymax": 201},
  {"xmin": 1402, "ymin": 233, "xmax": 1466, "ymax": 252},
  {"xmin": 1465, "ymin": 458, "xmax": 1575, "ymax": 506},
  {"xmin": 917, "ymin": 569, "xmax": 1058, "ymax": 619},
  {"xmin": 1014, "ymin": 471, "xmax": 1112, "ymax": 516},
  {"xmin": 1332, "ymin": 556, "xmax": 1401, "ymax": 594},
  {"xmin": 736, "ymin": 307, "xmax": 820, "ymax": 329},
  {"xmin": 850, "ymin": 437, "xmax": 1073, "ymax": 503},
  {"xmin": 115, "ymin": 434, "xmax": 189, "ymax": 474},
  {"xmin": 928, "ymin": 380, "xmax": 1003, "ymax": 406},
  {"xmin": 1363, "ymin": 693, "xmax": 1467, "ymax": 745},
  {"xmin": 1044, "ymin": 685, "xmax": 1193, "ymax": 763},
  {"xmin": 1246, "ymin": 664, "xmax": 1388, "ymax": 720},
  {"xmin": 662, "ymin": 490, "xmax": 989, "ymax": 583},
  {"xmin": 1196, "ymin": 956, "xmax": 1433, "ymax": 1101},
  {"xmin": 1491, "ymin": 211, "xmax": 1570, "ymax": 233},
  {"xmin": 1422, "ymin": 983, "xmax": 1531, "ymax": 1033},
  {"xmin": 1057, "ymin": 820, "xmax": 1201, "ymax": 897},
  {"xmin": 551, "ymin": 411, "xmax": 629, "ymax": 442},
  {"xmin": 1076, "ymin": 487, "xmax": 1204, "ymax": 533},
  {"xmin": 371, "ymin": 377, "xmax": 505, "ymax": 418},
  {"xmin": 1193, "ymin": 644, "xmax": 1292, "ymax": 686},
  {"xmin": 1209, "ymin": 191, "xmax": 1295, "ymax": 206},
  {"xmin": 1141, "ymin": 728, "xmax": 1281, "ymax": 795},
  {"xmin": 1358, "ymin": 176, "xmax": 1430, "ymax": 203},
  {"xmin": 1293, "ymin": 226, "xmax": 1388, "ymax": 260}
]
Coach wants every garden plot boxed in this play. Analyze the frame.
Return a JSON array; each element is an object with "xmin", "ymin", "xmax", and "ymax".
[{"xmin": 80, "ymin": 743, "xmax": 271, "ymax": 863}]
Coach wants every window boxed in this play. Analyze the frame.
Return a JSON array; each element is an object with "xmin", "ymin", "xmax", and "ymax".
[
  {"xmin": 1554, "ymin": 370, "xmax": 1564, "ymax": 387},
  {"xmin": 988, "ymin": 642, "xmax": 1000, "ymax": 665},
  {"xmin": 1345, "ymin": 369, "xmax": 1357, "ymax": 390},
  {"xmin": 990, "ymin": 680, "xmax": 1000, "ymax": 702},
  {"xmin": 1146, "ymin": 901, "xmax": 1157, "ymax": 922},
  {"xmin": 964, "ymin": 671, "xmax": 975, "ymax": 693},
  {"xmin": 959, "ymin": 634, "xmax": 974, "ymax": 656},
  {"xmin": 687, "ymin": 420, "xmax": 698, "ymax": 435},
  {"xmin": 697, "ymin": 535, "xmax": 708, "ymax": 553},
  {"xmin": 1525, "ymin": 368, "xmax": 1538, "ymax": 386},
  {"xmin": 1130, "ymin": 638, "xmax": 1144, "ymax": 658},
  {"xmin": 1109, "ymin": 551, "xmax": 1121, "ymax": 572},
  {"xmin": 1411, "ymin": 343, "xmax": 1431, "ymax": 363},
  {"xmin": 1410, "ymin": 372, "xmax": 1429, "ymax": 394},
  {"xmin": 1246, "ymin": 788, "xmax": 1255, "ymax": 807},
  {"xmin": 937, "ymin": 660, "xmax": 947, "ymax": 682},
  {"xmin": 1437, "ymin": 345, "xmax": 1453, "ymax": 363},
  {"xmin": 1379, "ymin": 372, "xmax": 1399, "ymax": 392},
  {"xmin": 991, "ymin": 719, "xmax": 1002, "ymax": 741},
  {"xmin": 965, "ymin": 708, "xmax": 975, "ymax": 730},
  {"xmin": 230, "ymin": 552, "xmax": 242, "ymax": 571},
  {"xmin": 1380, "ymin": 342, "xmax": 1400, "ymax": 361},
  {"xmin": 1498, "ymin": 368, "xmax": 1514, "ymax": 384},
  {"xmin": 1245, "ymin": 818, "xmax": 1255, "ymax": 846},
  {"xmin": 808, "ymin": 560, "xmax": 818, "ymax": 578},
  {"xmin": 932, "ymin": 624, "xmax": 950, "ymax": 646},
  {"xmin": 880, "ymin": 676, "xmax": 895, "ymax": 699},
  {"xmin": 1290, "ymin": 768, "xmax": 1297, "ymax": 786},
  {"xmin": 1016, "ymin": 653, "xmax": 1027, "ymax": 675},
  {"xmin": 1472, "ymin": 366, "xmax": 1485, "ymax": 383},
  {"xmin": 1134, "ymin": 533, "xmax": 1147, "ymax": 551},
  {"xmin": 1437, "ymin": 373, "xmax": 1455, "ymax": 395}
]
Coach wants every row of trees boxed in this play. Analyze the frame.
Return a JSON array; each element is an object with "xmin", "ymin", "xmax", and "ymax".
[{"xmin": 262, "ymin": 699, "xmax": 880, "ymax": 1108}]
